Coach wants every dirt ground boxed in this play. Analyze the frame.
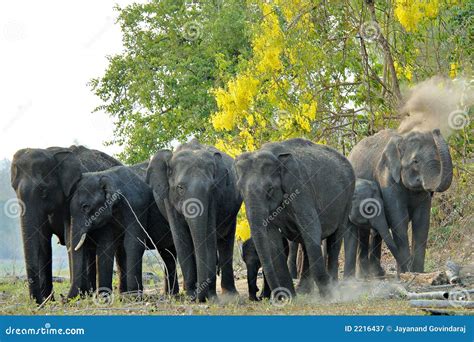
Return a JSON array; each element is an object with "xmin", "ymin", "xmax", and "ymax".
[{"xmin": 1, "ymin": 256, "xmax": 473, "ymax": 315}]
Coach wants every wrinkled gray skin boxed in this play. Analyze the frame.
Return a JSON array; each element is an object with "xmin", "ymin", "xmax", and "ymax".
[
  {"xmin": 349, "ymin": 129, "xmax": 452, "ymax": 274},
  {"xmin": 241, "ymin": 238, "xmax": 297, "ymax": 301},
  {"xmin": 146, "ymin": 139, "xmax": 242, "ymax": 302},
  {"xmin": 348, "ymin": 179, "xmax": 404, "ymax": 276},
  {"xmin": 235, "ymin": 138, "xmax": 355, "ymax": 297},
  {"xmin": 129, "ymin": 161, "xmax": 149, "ymax": 180},
  {"xmin": 68, "ymin": 165, "xmax": 178, "ymax": 299},
  {"xmin": 10, "ymin": 146, "xmax": 121, "ymax": 304}
]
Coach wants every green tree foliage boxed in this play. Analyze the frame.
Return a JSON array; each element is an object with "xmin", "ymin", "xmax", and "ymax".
[{"xmin": 90, "ymin": 0, "xmax": 252, "ymax": 162}]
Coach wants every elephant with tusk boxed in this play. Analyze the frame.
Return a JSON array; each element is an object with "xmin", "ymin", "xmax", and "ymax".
[
  {"xmin": 67, "ymin": 165, "xmax": 178, "ymax": 299},
  {"xmin": 10, "ymin": 146, "xmax": 121, "ymax": 304}
]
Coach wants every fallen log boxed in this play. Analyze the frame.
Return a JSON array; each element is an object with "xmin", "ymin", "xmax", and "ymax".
[
  {"xmin": 407, "ymin": 291, "xmax": 448, "ymax": 300},
  {"xmin": 407, "ymin": 289, "xmax": 474, "ymax": 300},
  {"xmin": 410, "ymin": 300, "xmax": 474, "ymax": 309}
]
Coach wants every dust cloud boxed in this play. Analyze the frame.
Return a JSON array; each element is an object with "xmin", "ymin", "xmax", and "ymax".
[{"xmin": 397, "ymin": 76, "xmax": 473, "ymax": 137}]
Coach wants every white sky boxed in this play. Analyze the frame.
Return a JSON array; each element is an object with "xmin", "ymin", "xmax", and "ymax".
[{"xmin": 0, "ymin": 0, "xmax": 140, "ymax": 160}]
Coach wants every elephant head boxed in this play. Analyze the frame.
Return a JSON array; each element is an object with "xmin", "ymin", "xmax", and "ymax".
[
  {"xmin": 147, "ymin": 146, "xmax": 228, "ymax": 300},
  {"xmin": 379, "ymin": 129, "xmax": 453, "ymax": 192},
  {"xmin": 10, "ymin": 148, "xmax": 82, "ymax": 302},
  {"xmin": 69, "ymin": 174, "xmax": 121, "ymax": 252}
]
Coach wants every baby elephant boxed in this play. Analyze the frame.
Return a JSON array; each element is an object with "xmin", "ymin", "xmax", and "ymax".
[
  {"xmin": 68, "ymin": 165, "xmax": 179, "ymax": 299},
  {"xmin": 348, "ymin": 179, "xmax": 403, "ymax": 277},
  {"xmin": 242, "ymin": 238, "xmax": 297, "ymax": 301}
]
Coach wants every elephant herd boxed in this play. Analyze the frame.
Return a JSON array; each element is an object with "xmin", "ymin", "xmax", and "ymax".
[{"xmin": 10, "ymin": 128, "xmax": 453, "ymax": 305}]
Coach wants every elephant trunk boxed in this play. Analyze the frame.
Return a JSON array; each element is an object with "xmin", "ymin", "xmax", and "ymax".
[
  {"xmin": 246, "ymin": 206, "xmax": 281, "ymax": 292},
  {"xmin": 20, "ymin": 212, "xmax": 44, "ymax": 304},
  {"xmin": 432, "ymin": 129, "xmax": 453, "ymax": 192},
  {"xmin": 186, "ymin": 197, "xmax": 211, "ymax": 302},
  {"xmin": 67, "ymin": 218, "xmax": 89, "ymax": 299}
]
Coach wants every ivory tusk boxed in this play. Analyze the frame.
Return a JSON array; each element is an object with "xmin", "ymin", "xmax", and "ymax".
[{"xmin": 74, "ymin": 234, "xmax": 87, "ymax": 251}]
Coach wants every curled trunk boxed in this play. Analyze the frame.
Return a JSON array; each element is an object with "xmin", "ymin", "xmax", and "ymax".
[{"xmin": 432, "ymin": 130, "xmax": 453, "ymax": 192}]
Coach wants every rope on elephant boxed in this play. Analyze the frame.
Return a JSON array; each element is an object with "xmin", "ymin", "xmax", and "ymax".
[{"xmin": 118, "ymin": 192, "xmax": 171, "ymax": 294}]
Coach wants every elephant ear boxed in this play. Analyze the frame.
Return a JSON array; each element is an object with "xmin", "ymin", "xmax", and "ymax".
[
  {"xmin": 146, "ymin": 149, "xmax": 172, "ymax": 200},
  {"xmin": 277, "ymin": 152, "xmax": 300, "ymax": 194},
  {"xmin": 10, "ymin": 149, "xmax": 29, "ymax": 190},
  {"xmin": 99, "ymin": 175, "xmax": 121, "ymax": 204},
  {"xmin": 53, "ymin": 150, "xmax": 83, "ymax": 197},
  {"xmin": 379, "ymin": 135, "xmax": 403, "ymax": 184},
  {"xmin": 213, "ymin": 152, "xmax": 229, "ymax": 186}
]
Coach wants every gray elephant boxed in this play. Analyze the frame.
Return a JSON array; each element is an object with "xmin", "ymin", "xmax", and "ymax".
[
  {"xmin": 241, "ymin": 237, "xmax": 298, "ymax": 301},
  {"xmin": 347, "ymin": 179, "xmax": 404, "ymax": 277},
  {"xmin": 68, "ymin": 165, "xmax": 178, "ymax": 299},
  {"xmin": 349, "ymin": 129, "xmax": 452, "ymax": 273},
  {"xmin": 10, "ymin": 146, "xmax": 121, "ymax": 304},
  {"xmin": 234, "ymin": 138, "xmax": 355, "ymax": 297},
  {"xmin": 146, "ymin": 139, "xmax": 242, "ymax": 302}
]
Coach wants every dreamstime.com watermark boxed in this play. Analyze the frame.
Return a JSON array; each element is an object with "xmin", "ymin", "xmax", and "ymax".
[
  {"xmin": 85, "ymin": 190, "xmax": 122, "ymax": 227},
  {"xmin": 262, "ymin": 189, "xmax": 300, "ymax": 227},
  {"xmin": 3, "ymin": 198, "xmax": 26, "ymax": 219},
  {"xmin": 182, "ymin": 198, "xmax": 204, "ymax": 219},
  {"xmin": 270, "ymin": 287, "xmax": 293, "ymax": 307},
  {"xmin": 4, "ymin": 323, "xmax": 85, "ymax": 336},
  {"xmin": 358, "ymin": 197, "xmax": 382, "ymax": 219},
  {"xmin": 189, "ymin": 277, "xmax": 211, "ymax": 301}
]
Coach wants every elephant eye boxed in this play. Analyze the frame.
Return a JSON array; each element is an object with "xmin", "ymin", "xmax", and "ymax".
[
  {"xmin": 81, "ymin": 204, "xmax": 91, "ymax": 213},
  {"xmin": 412, "ymin": 159, "xmax": 418, "ymax": 164},
  {"xmin": 266, "ymin": 186, "xmax": 274, "ymax": 198},
  {"xmin": 40, "ymin": 187, "xmax": 48, "ymax": 199},
  {"xmin": 176, "ymin": 184, "xmax": 185, "ymax": 196}
]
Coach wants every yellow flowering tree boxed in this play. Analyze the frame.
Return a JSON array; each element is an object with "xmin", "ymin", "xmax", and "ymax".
[
  {"xmin": 211, "ymin": 0, "xmax": 347, "ymax": 153},
  {"xmin": 394, "ymin": 0, "xmax": 440, "ymax": 32}
]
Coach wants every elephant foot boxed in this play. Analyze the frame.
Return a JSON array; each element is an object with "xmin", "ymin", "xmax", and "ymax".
[
  {"xmin": 370, "ymin": 263, "xmax": 386, "ymax": 277},
  {"xmin": 249, "ymin": 294, "xmax": 260, "ymax": 301},
  {"xmin": 296, "ymin": 280, "xmax": 314, "ymax": 295},
  {"xmin": 221, "ymin": 287, "xmax": 239, "ymax": 297}
]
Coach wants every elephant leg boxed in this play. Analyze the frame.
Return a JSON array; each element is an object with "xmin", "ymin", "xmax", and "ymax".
[
  {"xmin": 260, "ymin": 271, "xmax": 271, "ymax": 299},
  {"xmin": 369, "ymin": 232, "xmax": 385, "ymax": 276},
  {"xmin": 92, "ymin": 228, "xmax": 117, "ymax": 296},
  {"xmin": 287, "ymin": 241, "xmax": 298, "ymax": 279},
  {"xmin": 343, "ymin": 222, "xmax": 358, "ymax": 279},
  {"xmin": 246, "ymin": 260, "xmax": 260, "ymax": 301},
  {"xmin": 296, "ymin": 214, "xmax": 329, "ymax": 296},
  {"xmin": 370, "ymin": 215, "xmax": 404, "ymax": 272},
  {"xmin": 358, "ymin": 228, "xmax": 371, "ymax": 278},
  {"xmin": 411, "ymin": 197, "xmax": 431, "ymax": 272},
  {"xmin": 124, "ymin": 242, "xmax": 144, "ymax": 295},
  {"xmin": 39, "ymin": 234, "xmax": 53, "ymax": 300},
  {"xmin": 296, "ymin": 244, "xmax": 314, "ymax": 294},
  {"xmin": 86, "ymin": 243, "xmax": 97, "ymax": 293},
  {"xmin": 326, "ymin": 232, "xmax": 342, "ymax": 282},
  {"xmin": 381, "ymin": 192, "xmax": 411, "ymax": 272},
  {"xmin": 159, "ymin": 246, "xmax": 179, "ymax": 296},
  {"xmin": 217, "ymin": 232, "xmax": 238, "ymax": 294},
  {"xmin": 115, "ymin": 244, "xmax": 128, "ymax": 293}
]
